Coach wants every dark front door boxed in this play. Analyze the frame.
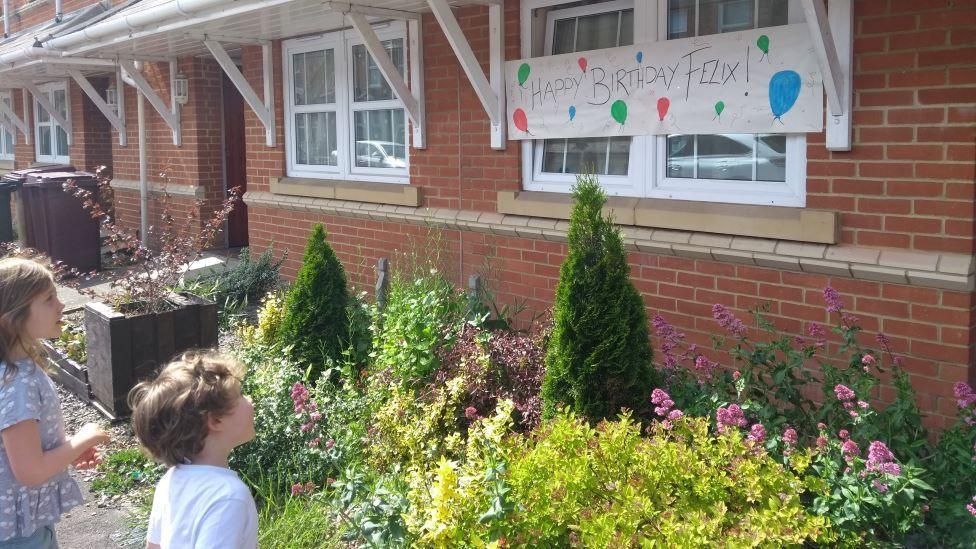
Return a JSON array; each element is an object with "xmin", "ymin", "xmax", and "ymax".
[{"xmin": 223, "ymin": 70, "xmax": 248, "ymax": 247}]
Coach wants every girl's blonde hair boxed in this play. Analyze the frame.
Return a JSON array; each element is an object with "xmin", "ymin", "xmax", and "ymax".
[{"xmin": 0, "ymin": 257, "xmax": 55, "ymax": 379}]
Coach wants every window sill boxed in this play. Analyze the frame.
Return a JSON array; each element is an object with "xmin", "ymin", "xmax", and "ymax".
[
  {"xmin": 270, "ymin": 176, "xmax": 421, "ymax": 207},
  {"xmin": 0, "ymin": 160, "xmax": 14, "ymax": 172},
  {"xmin": 497, "ymin": 190, "xmax": 838, "ymax": 244}
]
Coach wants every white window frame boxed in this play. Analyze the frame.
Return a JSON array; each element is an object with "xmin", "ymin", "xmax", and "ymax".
[
  {"xmin": 0, "ymin": 91, "xmax": 13, "ymax": 161},
  {"xmin": 283, "ymin": 21, "xmax": 410, "ymax": 184},
  {"xmin": 520, "ymin": 0, "xmax": 807, "ymax": 207},
  {"xmin": 33, "ymin": 81, "xmax": 71, "ymax": 165}
]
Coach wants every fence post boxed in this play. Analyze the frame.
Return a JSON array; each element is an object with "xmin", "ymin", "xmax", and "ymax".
[{"xmin": 376, "ymin": 257, "xmax": 389, "ymax": 312}]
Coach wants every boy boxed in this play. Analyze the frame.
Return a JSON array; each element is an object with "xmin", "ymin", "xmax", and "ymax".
[{"xmin": 128, "ymin": 351, "xmax": 258, "ymax": 549}]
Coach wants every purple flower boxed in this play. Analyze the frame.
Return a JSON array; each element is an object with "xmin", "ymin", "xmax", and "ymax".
[
  {"xmin": 839, "ymin": 429, "xmax": 849, "ymax": 440},
  {"xmin": 712, "ymin": 304, "xmax": 747, "ymax": 337},
  {"xmin": 291, "ymin": 382, "xmax": 310, "ymax": 413},
  {"xmin": 875, "ymin": 332, "xmax": 891, "ymax": 347},
  {"xmin": 667, "ymin": 409, "xmax": 684, "ymax": 421},
  {"xmin": 748, "ymin": 423, "xmax": 766, "ymax": 444},
  {"xmin": 807, "ymin": 323, "xmax": 826, "ymax": 338},
  {"xmin": 464, "ymin": 406, "xmax": 479, "ymax": 420},
  {"xmin": 816, "ymin": 436, "xmax": 828, "ymax": 449},
  {"xmin": 954, "ymin": 382, "xmax": 976, "ymax": 409},
  {"xmin": 872, "ymin": 480, "xmax": 889, "ymax": 493},
  {"xmin": 694, "ymin": 355, "xmax": 716, "ymax": 379},
  {"xmin": 823, "ymin": 287, "xmax": 845, "ymax": 313},
  {"xmin": 834, "ymin": 384, "xmax": 856, "ymax": 401},
  {"xmin": 968, "ymin": 496, "xmax": 976, "ymax": 517},
  {"xmin": 309, "ymin": 412, "xmax": 323, "ymax": 422},
  {"xmin": 861, "ymin": 354, "xmax": 876, "ymax": 366},
  {"xmin": 841, "ymin": 440, "xmax": 860, "ymax": 461},
  {"xmin": 325, "ymin": 438, "xmax": 335, "ymax": 450},
  {"xmin": 651, "ymin": 388, "xmax": 676, "ymax": 416},
  {"xmin": 716, "ymin": 404, "xmax": 747, "ymax": 434},
  {"xmin": 866, "ymin": 441, "xmax": 901, "ymax": 476},
  {"xmin": 782, "ymin": 427, "xmax": 798, "ymax": 446}
]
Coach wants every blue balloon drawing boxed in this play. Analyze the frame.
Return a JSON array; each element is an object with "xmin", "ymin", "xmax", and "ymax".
[
  {"xmin": 636, "ymin": 51, "xmax": 643, "ymax": 63},
  {"xmin": 769, "ymin": 70, "xmax": 801, "ymax": 122},
  {"xmin": 568, "ymin": 105, "xmax": 576, "ymax": 121}
]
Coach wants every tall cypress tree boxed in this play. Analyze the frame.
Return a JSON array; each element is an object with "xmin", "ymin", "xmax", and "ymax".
[
  {"xmin": 541, "ymin": 173, "xmax": 656, "ymax": 421},
  {"xmin": 279, "ymin": 223, "xmax": 349, "ymax": 381}
]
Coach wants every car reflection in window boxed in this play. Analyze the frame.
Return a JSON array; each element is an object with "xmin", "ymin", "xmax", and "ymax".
[{"xmin": 356, "ymin": 140, "xmax": 406, "ymax": 169}]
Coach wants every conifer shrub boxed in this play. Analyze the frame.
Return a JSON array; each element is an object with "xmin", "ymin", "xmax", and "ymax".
[
  {"xmin": 279, "ymin": 224, "xmax": 349, "ymax": 380},
  {"xmin": 541, "ymin": 173, "xmax": 656, "ymax": 421}
]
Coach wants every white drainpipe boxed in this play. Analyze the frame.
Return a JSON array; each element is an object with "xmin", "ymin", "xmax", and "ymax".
[
  {"xmin": 54, "ymin": 0, "xmax": 62, "ymax": 23},
  {"xmin": 120, "ymin": 63, "xmax": 149, "ymax": 246},
  {"xmin": 3, "ymin": 0, "xmax": 10, "ymax": 38}
]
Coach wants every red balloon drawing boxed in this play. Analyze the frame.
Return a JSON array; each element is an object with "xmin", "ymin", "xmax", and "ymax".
[
  {"xmin": 513, "ymin": 108, "xmax": 529, "ymax": 133},
  {"xmin": 578, "ymin": 57, "xmax": 587, "ymax": 72},
  {"xmin": 656, "ymin": 97, "xmax": 670, "ymax": 121}
]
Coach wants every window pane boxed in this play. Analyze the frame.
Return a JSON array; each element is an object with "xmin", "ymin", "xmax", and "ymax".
[
  {"xmin": 696, "ymin": 134, "xmax": 753, "ymax": 180},
  {"xmin": 668, "ymin": 0, "xmax": 695, "ymax": 39},
  {"xmin": 56, "ymin": 127, "xmax": 69, "ymax": 157},
  {"xmin": 543, "ymin": 7, "xmax": 635, "ymax": 177},
  {"xmin": 576, "ymin": 11, "xmax": 626, "ymax": 52},
  {"xmin": 295, "ymin": 112, "xmax": 337, "ymax": 166},
  {"xmin": 756, "ymin": 134, "xmax": 786, "ymax": 182},
  {"xmin": 353, "ymin": 39, "xmax": 404, "ymax": 102},
  {"xmin": 2, "ymin": 130, "xmax": 12, "ymax": 155},
  {"xmin": 37, "ymin": 102, "xmax": 50, "ymax": 123},
  {"xmin": 552, "ymin": 18, "xmax": 577, "ymax": 55},
  {"xmin": 666, "ymin": 135, "xmax": 695, "ymax": 178},
  {"xmin": 293, "ymin": 49, "xmax": 335, "ymax": 105},
  {"xmin": 53, "ymin": 90, "xmax": 67, "ymax": 118},
  {"xmin": 758, "ymin": 0, "xmax": 789, "ymax": 27},
  {"xmin": 38, "ymin": 127, "xmax": 51, "ymax": 156},
  {"xmin": 354, "ymin": 109, "xmax": 406, "ymax": 169}
]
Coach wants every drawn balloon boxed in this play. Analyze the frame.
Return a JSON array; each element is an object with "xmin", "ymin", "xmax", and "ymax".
[
  {"xmin": 636, "ymin": 51, "xmax": 643, "ymax": 63},
  {"xmin": 714, "ymin": 100, "xmax": 725, "ymax": 117},
  {"xmin": 568, "ymin": 105, "xmax": 576, "ymax": 121},
  {"xmin": 513, "ymin": 108, "xmax": 529, "ymax": 133},
  {"xmin": 610, "ymin": 100, "xmax": 627, "ymax": 125},
  {"xmin": 656, "ymin": 97, "xmax": 670, "ymax": 121},
  {"xmin": 757, "ymin": 34, "xmax": 770, "ymax": 54},
  {"xmin": 768, "ymin": 70, "xmax": 801, "ymax": 121},
  {"xmin": 578, "ymin": 57, "xmax": 587, "ymax": 72},
  {"xmin": 517, "ymin": 63, "xmax": 531, "ymax": 87}
]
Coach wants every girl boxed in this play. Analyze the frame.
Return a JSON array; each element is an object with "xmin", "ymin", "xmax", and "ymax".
[{"xmin": 0, "ymin": 258, "xmax": 110, "ymax": 548}]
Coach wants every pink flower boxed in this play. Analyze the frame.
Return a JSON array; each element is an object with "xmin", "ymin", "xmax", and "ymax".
[
  {"xmin": 716, "ymin": 404, "xmax": 747, "ymax": 434},
  {"xmin": 817, "ymin": 422, "xmax": 827, "ymax": 431},
  {"xmin": 325, "ymin": 438, "xmax": 335, "ymax": 450},
  {"xmin": 732, "ymin": 371, "xmax": 741, "ymax": 381},
  {"xmin": 839, "ymin": 429, "xmax": 849, "ymax": 439},
  {"xmin": 954, "ymin": 382, "xmax": 976, "ymax": 409},
  {"xmin": 872, "ymin": 480, "xmax": 889, "ymax": 493},
  {"xmin": 841, "ymin": 440, "xmax": 860, "ymax": 461},
  {"xmin": 300, "ymin": 422, "xmax": 313, "ymax": 433},
  {"xmin": 861, "ymin": 354, "xmax": 875, "ymax": 366},
  {"xmin": 807, "ymin": 323, "xmax": 826, "ymax": 339},
  {"xmin": 307, "ymin": 437, "xmax": 321, "ymax": 448},
  {"xmin": 782, "ymin": 428, "xmax": 798, "ymax": 446},
  {"xmin": 667, "ymin": 409, "xmax": 684, "ymax": 421},
  {"xmin": 651, "ymin": 388, "xmax": 675, "ymax": 417},
  {"xmin": 291, "ymin": 382, "xmax": 310, "ymax": 414},
  {"xmin": 875, "ymin": 332, "xmax": 891, "ymax": 347},
  {"xmin": 866, "ymin": 441, "xmax": 901, "ymax": 476},
  {"xmin": 291, "ymin": 483, "xmax": 303, "ymax": 496},
  {"xmin": 823, "ymin": 287, "xmax": 845, "ymax": 313},
  {"xmin": 748, "ymin": 423, "xmax": 766, "ymax": 444},
  {"xmin": 712, "ymin": 304, "xmax": 747, "ymax": 337},
  {"xmin": 858, "ymin": 400, "xmax": 869, "ymax": 409},
  {"xmin": 464, "ymin": 406, "xmax": 479, "ymax": 420},
  {"xmin": 694, "ymin": 355, "xmax": 716, "ymax": 379},
  {"xmin": 834, "ymin": 384, "xmax": 856, "ymax": 401},
  {"xmin": 816, "ymin": 436, "xmax": 828, "ymax": 449},
  {"xmin": 967, "ymin": 496, "xmax": 976, "ymax": 517},
  {"xmin": 309, "ymin": 412, "xmax": 323, "ymax": 422}
]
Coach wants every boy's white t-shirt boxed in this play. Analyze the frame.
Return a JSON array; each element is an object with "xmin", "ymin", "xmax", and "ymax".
[{"xmin": 147, "ymin": 464, "xmax": 258, "ymax": 549}]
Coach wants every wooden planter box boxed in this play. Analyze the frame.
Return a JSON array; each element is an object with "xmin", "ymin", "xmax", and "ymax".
[
  {"xmin": 41, "ymin": 340, "xmax": 92, "ymax": 404},
  {"xmin": 85, "ymin": 293, "xmax": 217, "ymax": 420}
]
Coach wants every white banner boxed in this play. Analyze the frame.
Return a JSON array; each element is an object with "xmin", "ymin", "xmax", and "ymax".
[{"xmin": 506, "ymin": 24, "xmax": 823, "ymax": 140}]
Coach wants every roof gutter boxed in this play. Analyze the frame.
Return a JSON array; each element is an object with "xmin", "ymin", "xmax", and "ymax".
[{"xmin": 45, "ymin": 0, "xmax": 299, "ymax": 56}]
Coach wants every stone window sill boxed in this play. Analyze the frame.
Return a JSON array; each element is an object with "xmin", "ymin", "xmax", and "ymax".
[
  {"xmin": 270, "ymin": 176, "xmax": 421, "ymax": 207},
  {"xmin": 497, "ymin": 190, "xmax": 839, "ymax": 245},
  {"xmin": 0, "ymin": 160, "xmax": 14, "ymax": 172}
]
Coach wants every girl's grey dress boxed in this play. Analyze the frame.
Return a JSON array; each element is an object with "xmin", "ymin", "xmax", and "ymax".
[{"xmin": 0, "ymin": 360, "xmax": 84, "ymax": 542}]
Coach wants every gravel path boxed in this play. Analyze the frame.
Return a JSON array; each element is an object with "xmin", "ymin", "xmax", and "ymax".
[{"xmin": 53, "ymin": 384, "xmax": 146, "ymax": 549}]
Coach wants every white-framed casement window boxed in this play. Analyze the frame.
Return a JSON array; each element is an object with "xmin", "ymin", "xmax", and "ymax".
[
  {"xmin": 521, "ymin": 0, "xmax": 806, "ymax": 207},
  {"xmin": 0, "ymin": 92, "xmax": 14, "ymax": 161},
  {"xmin": 33, "ymin": 82, "xmax": 70, "ymax": 165},
  {"xmin": 283, "ymin": 21, "xmax": 409, "ymax": 183}
]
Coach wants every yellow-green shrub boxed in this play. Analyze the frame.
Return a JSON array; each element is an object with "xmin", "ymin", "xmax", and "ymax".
[
  {"xmin": 404, "ymin": 408, "xmax": 834, "ymax": 548},
  {"xmin": 239, "ymin": 291, "xmax": 286, "ymax": 347}
]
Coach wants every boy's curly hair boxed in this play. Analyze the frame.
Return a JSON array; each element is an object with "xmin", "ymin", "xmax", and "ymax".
[{"xmin": 128, "ymin": 351, "xmax": 244, "ymax": 467}]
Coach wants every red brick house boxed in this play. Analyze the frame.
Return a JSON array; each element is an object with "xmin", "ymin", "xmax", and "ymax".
[{"xmin": 1, "ymin": 0, "xmax": 973, "ymax": 429}]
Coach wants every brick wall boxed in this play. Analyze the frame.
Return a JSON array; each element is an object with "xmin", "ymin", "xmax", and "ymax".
[
  {"xmin": 241, "ymin": 0, "xmax": 975, "ymax": 430},
  {"xmin": 111, "ymin": 57, "xmax": 227, "ymax": 241},
  {"xmin": 3, "ymin": 0, "xmax": 118, "ymax": 35}
]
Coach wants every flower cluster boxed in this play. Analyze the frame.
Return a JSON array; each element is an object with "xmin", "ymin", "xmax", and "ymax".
[
  {"xmin": 291, "ymin": 382, "xmax": 324, "ymax": 433},
  {"xmin": 834, "ymin": 384, "xmax": 867, "ymax": 418},
  {"xmin": 652, "ymin": 314, "xmax": 684, "ymax": 369},
  {"xmin": 716, "ymin": 404, "xmax": 747, "ymax": 434},
  {"xmin": 954, "ymin": 382, "xmax": 976, "ymax": 421},
  {"xmin": 650, "ymin": 388, "xmax": 683, "ymax": 428},
  {"xmin": 712, "ymin": 304, "xmax": 747, "ymax": 337},
  {"xmin": 291, "ymin": 481, "xmax": 316, "ymax": 496},
  {"xmin": 967, "ymin": 495, "xmax": 976, "ymax": 517},
  {"xmin": 823, "ymin": 287, "xmax": 845, "ymax": 313},
  {"xmin": 747, "ymin": 423, "xmax": 766, "ymax": 445},
  {"xmin": 866, "ymin": 441, "xmax": 901, "ymax": 477}
]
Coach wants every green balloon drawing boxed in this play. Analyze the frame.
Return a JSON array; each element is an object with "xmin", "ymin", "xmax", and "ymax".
[
  {"xmin": 714, "ymin": 100, "xmax": 725, "ymax": 117},
  {"xmin": 757, "ymin": 34, "xmax": 770, "ymax": 54},
  {"xmin": 517, "ymin": 63, "xmax": 531, "ymax": 86},
  {"xmin": 611, "ymin": 99, "xmax": 628, "ymax": 125}
]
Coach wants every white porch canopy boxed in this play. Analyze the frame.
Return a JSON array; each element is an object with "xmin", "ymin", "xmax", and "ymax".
[{"xmin": 0, "ymin": 0, "xmax": 510, "ymax": 149}]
